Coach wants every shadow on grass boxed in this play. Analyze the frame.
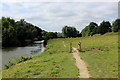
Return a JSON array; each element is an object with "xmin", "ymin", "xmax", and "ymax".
[{"xmin": 77, "ymin": 49, "xmax": 86, "ymax": 53}]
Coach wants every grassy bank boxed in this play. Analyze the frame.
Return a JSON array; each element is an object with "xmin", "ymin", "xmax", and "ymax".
[
  {"xmin": 2, "ymin": 38, "xmax": 78, "ymax": 78},
  {"xmin": 2, "ymin": 33, "xmax": 118, "ymax": 78},
  {"xmin": 65, "ymin": 33, "xmax": 118, "ymax": 78}
]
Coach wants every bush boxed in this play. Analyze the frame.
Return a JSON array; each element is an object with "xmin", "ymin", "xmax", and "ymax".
[
  {"xmin": 17, "ymin": 56, "xmax": 32, "ymax": 64},
  {"xmin": 8, "ymin": 60, "xmax": 15, "ymax": 67},
  {"xmin": 4, "ymin": 60, "xmax": 16, "ymax": 69},
  {"xmin": 4, "ymin": 64, "xmax": 9, "ymax": 69},
  {"xmin": 4, "ymin": 56, "xmax": 32, "ymax": 69}
]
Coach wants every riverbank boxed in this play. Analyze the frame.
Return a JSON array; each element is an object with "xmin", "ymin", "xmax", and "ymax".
[
  {"xmin": 2, "ymin": 33, "xmax": 118, "ymax": 78},
  {"xmin": 2, "ymin": 39, "xmax": 78, "ymax": 78},
  {"xmin": 2, "ymin": 41, "xmax": 45, "ymax": 68}
]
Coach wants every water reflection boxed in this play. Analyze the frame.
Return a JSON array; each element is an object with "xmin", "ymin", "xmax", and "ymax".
[{"xmin": 2, "ymin": 41, "xmax": 45, "ymax": 68}]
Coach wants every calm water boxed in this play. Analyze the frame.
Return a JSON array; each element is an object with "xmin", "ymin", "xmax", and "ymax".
[{"xmin": 2, "ymin": 41, "xmax": 45, "ymax": 69}]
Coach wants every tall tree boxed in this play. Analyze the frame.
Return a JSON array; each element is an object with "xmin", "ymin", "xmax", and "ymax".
[
  {"xmin": 62, "ymin": 26, "xmax": 79, "ymax": 38},
  {"xmin": 81, "ymin": 22, "xmax": 98, "ymax": 37},
  {"xmin": 2, "ymin": 17, "xmax": 18, "ymax": 46},
  {"xmin": 2, "ymin": 17, "xmax": 43, "ymax": 47},
  {"xmin": 35, "ymin": 26, "xmax": 42, "ymax": 40},
  {"xmin": 97, "ymin": 21, "xmax": 112, "ymax": 35},
  {"xmin": 112, "ymin": 18, "xmax": 120, "ymax": 32},
  {"xmin": 44, "ymin": 32, "xmax": 57, "ymax": 40},
  {"xmin": 57, "ymin": 33, "xmax": 63, "ymax": 38}
]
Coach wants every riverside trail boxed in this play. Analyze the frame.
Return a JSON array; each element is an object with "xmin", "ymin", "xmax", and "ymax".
[{"xmin": 72, "ymin": 47, "xmax": 90, "ymax": 78}]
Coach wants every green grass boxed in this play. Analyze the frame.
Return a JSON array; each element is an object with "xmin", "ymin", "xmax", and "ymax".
[
  {"xmin": 104, "ymin": 32, "xmax": 118, "ymax": 36},
  {"xmin": 2, "ymin": 33, "xmax": 118, "ymax": 78},
  {"xmin": 2, "ymin": 39, "xmax": 78, "ymax": 78},
  {"xmin": 69, "ymin": 35, "xmax": 118, "ymax": 78}
]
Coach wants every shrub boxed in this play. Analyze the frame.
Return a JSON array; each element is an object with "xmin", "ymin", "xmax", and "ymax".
[
  {"xmin": 8, "ymin": 60, "xmax": 15, "ymax": 67},
  {"xmin": 4, "ymin": 64, "xmax": 9, "ymax": 69},
  {"xmin": 4, "ymin": 56, "xmax": 32, "ymax": 69},
  {"xmin": 17, "ymin": 56, "xmax": 32, "ymax": 63}
]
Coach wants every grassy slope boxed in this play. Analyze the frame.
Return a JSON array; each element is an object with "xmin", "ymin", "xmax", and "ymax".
[
  {"xmin": 70, "ymin": 33, "xmax": 118, "ymax": 78},
  {"xmin": 2, "ymin": 39, "xmax": 78, "ymax": 78},
  {"xmin": 2, "ymin": 33, "xmax": 118, "ymax": 78}
]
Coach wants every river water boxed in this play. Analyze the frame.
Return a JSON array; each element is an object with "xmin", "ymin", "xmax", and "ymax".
[{"xmin": 1, "ymin": 41, "xmax": 45, "ymax": 69}]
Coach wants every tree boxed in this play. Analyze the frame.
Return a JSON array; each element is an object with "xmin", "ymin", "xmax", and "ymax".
[
  {"xmin": 2, "ymin": 17, "xmax": 10, "ymax": 28},
  {"xmin": 62, "ymin": 26, "xmax": 79, "ymax": 38},
  {"xmin": 2, "ymin": 17, "xmax": 43, "ymax": 47},
  {"xmin": 42, "ymin": 30, "xmax": 48, "ymax": 39},
  {"xmin": 16, "ymin": 19, "xmax": 40, "ymax": 43},
  {"xmin": 16, "ymin": 20, "xmax": 28, "ymax": 43},
  {"xmin": 7, "ymin": 17, "xmax": 16, "ymax": 29},
  {"xmin": 44, "ymin": 32, "xmax": 57, "ymax": 40},
  {"xmin": 89, "ymin": 22, "xmax": 98, "ymax": 36},
  {"xmin": 81, "ymin": 22, "xmax": 98, "ymax": 37},
  {"xmin": 97, "ymin": 21, "xmax": 112, "ymax": 35},
  {"xmin": 57, "ymin": 33, "xmax": 63, "ymax": 38},
  {"xmin": 2, "ymin": 17, "xmax": 18, "ymax": 46},
  {"xmin": 35, "ymin": 26, "xmax": 42, "ymax": 40},
  {"xmin": 112, "ymin": 18, "xmax": 120, "ymax": 32},
  {"xmin": 77, "ymin": 33, "xmax": 82, "ymax": 37}
]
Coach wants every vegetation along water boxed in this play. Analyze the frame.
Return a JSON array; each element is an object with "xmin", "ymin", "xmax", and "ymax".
[{"xmin": 1, "ymin": 17, "xmax": 119, "ymax": 78}]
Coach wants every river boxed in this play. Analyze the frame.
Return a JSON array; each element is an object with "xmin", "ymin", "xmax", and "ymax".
[{"xmin": 1, "ymin": 40, "xmax": 45, "ymax": 69}]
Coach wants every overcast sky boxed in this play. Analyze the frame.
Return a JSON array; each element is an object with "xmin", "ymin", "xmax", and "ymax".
[{"xmin": 1, "ymin": 0, "xmax": 119, "ymax": 32}]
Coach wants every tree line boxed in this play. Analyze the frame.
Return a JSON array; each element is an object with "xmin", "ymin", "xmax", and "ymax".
[
  {"xmin": 1, "ymin": 17, "xmax": 59, "ymax": 47},
  {"xmin": 1, "ymin": 17, "xmax": 120, "ymax": 47},
  {"xmin": 61, "ymin": 19, "xmax": 119, "ymax": 37},
  {"xmin": 81, "ymin": 19, "xmax": 120, "ymax": 37},
  {"xmin": 1, "ymin": 17, "xmax": 43, "ymax": 47}
]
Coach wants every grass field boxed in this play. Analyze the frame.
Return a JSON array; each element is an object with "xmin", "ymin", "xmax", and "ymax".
[
  {"xmin": 2, "ymin": 32, "xmax": 118, "ymax": 78},
  {"xmin": 69, "ymin": 33, "xmax": 118, "ymax": 78},
  {"xmin": 2, "ymin": 39, "xmax": 78, "ymax": 78}
]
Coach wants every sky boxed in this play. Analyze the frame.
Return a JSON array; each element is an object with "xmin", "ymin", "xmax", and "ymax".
[{"xmin": 0, "ymin": 0, "xmax": 119, "ymax": 32}]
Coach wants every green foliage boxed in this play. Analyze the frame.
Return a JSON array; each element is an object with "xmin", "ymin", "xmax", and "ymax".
[
  {"xmin": 4, "ymin": 60, "xmax": 15, "ymax": 70},
  {"xmin": 35, "ymin": 26, "xmax": 43, "ymax": 40},
  {"xmin": 43, "ymin": 32, "xmax": 57, "ymax": 45},
  {"xmin": 16, "ymin": 56, "xmax": 32, "ymax": 64},
  {"xmin": 81, "ymin": 22, "xmax": 98, "ymax": 37},
  {"xmin": 97, "ymin": 21, "xmax": 112, "ymax": 35},
  {"xmin": 57, "ymin": 33, "xmax": 63, "ymax": 38},
  {"xmin": 1, "ymin": 17, "xmax": 43, "ymax": 47},
  {"xmin": 41, "ymin": 30, "xmax": 48, "ymax": 39},
  {"xmin": 62, "ymin": 26, "xmax": 79, "ymax": 38},
  {"xmin": 4, "ymin": 56, "xmax": 32, "ymax": 70},
  {"xmin": 2, "ymin": 38, "xmax": 78, "ymax": 78},
  {"xmin": 2, "ymin": 34, "xmax": 118, "ymax": 78},
  {"xmin": 81, "ymin": 21, "xmax": 113, "ymax": 37},
  {"xmin": 8, "ymin": 60, "xmax": 16, "ymax": 67},
  {"xmin": 112, "ymin": 18, "xmax": 120, "ymax": 32},
  {"xmin": 2, "ymin": 17, "xmax": 118, "ymax": 47},
  {"xmin": 71, "ymin": 34, "xmax": 118, "ymax": 78},
  {"xmin": 44, "ymin": 32, "xmax": 57, "ymax": 40},
  {"xmin": 4, "ymin": 64, "xmax": 9, "ymax": 69},
  {"xmin": 16, "ymin": 19, "xmax": 38, "ymax": 43},
  {"xmin": 105, "ymin": 32, "xmax": 118, "ymax": 36},
  {"xmin": 2, "ymin": 17, "xmax": 18, "ymax": 46}
]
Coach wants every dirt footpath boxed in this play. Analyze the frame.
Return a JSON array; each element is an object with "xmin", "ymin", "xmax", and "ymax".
[{"xmin": 72, "ymin": 47, "xmax": 90, "ymax": 78}]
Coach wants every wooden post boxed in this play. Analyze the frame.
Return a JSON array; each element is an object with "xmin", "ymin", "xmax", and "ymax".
[
  {"xmin": 70, "ymin": 42, "xmax": 72, "ymax": 53},
  {"xmin": 78, "ymin": 41, "xmax": 81, "ymax": 51}
]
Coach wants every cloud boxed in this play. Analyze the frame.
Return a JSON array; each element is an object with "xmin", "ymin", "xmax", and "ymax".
[
  {"xmin": 1, "ymin": 0, "xmax": 119, "ymax": 3},
  {"xmin": 1, "ymin": 2, "xmax": 118, "ymax": 32}
]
